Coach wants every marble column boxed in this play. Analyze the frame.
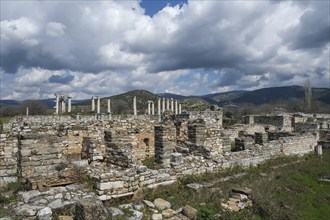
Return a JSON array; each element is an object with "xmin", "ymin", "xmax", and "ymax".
[
  {"xmin": 97, "ymin": 97, "xmax": 100, "ymax": 114},
  {"xmin": 166, "ymin": 99, "xmax": 170, "ymax": 110},
  {"xmin": 179, "ymin": 104, "xmax": 182, "ymax": 114},
  {"xmin": 152, "ymin": 101, "xmax": 155, "ymax": 115},
  {"xmin": 133, "ymin": 96, "xmax": 137, "ymax": 115},
  {"xmin": 68, "ymin": 96, "xmax": 72, "ymax": 113},
  {"xmin": 107, "ymin": 99, "xmax": 111, "ymax": 114},
  {"xmin": 175, "ymin": 100, "xmax": 178, "ymax": 114},
  {"xmin": 26, "ymin": 107, "xmax": 29, "ymax": 116},
  {"xmin": 158, "ymin": 98, "xmax": 161, "ymax": 115},
  {"xmin": 162, "ymin": 98, "xmax": 165, "ymax": 112},
  {"xmin": 91, "ymin": 97, "xmax": 95, "ymax": 112},
  {"xmin": 55, "ymin": 94, "xmax": 59, "ymax": 115},
  {"xmin": 171, "ymin": 98, "xmax": 174, "ymax": 111},
  {"xmin": 148, "ymin": 101, "xmax": 151, "ymax": 115},
  {"xmin": 61, "ymin": 96, "xmax": 66, "ymax": 113}
]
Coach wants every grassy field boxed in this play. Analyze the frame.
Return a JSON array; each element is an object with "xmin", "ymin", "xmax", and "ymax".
[{"xmin": 145, "ymin": 150, "xmax": 330, "ymax": 220}]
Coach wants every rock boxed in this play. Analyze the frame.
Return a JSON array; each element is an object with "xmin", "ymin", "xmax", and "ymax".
[
  {"xmin": 37, "ymin": 207, "xmax": 52, "ymax": 220},
  {"xmin": 174, "ymin": 213, "xmax": 190, "ymax": 220},
  {"xmin": 126, "ymin": 210, "xmax": 143, "ymax": 220},
  {"xmin": 137, "ymin": 165, "xmax": 148, "ymax": 173},
  {"xmin": 186, "ymin": 183, "xmax": 203, "ymax": 191},
  {"xmin": 108, "ymin": 207, "xmax": 124, "ymax": 217},
  {"xmin": 228, "ymin": 204, "xmax": 240, "ymax": 212},
  {"xmin": 48, "ymin": 199, "xmax": 65, "ymax": 209},
  {"xmin": 14, "ymin": 204, "xmax": 44, "ymax": 217},
  {"xmin": 133, "ymin": 203, "xmax": 144, "ymax": 211},
  {"xmin": 18, "ymin": 190, "xmax": 41, "ymax": 203},
  {"xmin": 162, "ymin": 209, "xmax": 176, "ymax": 218},
  {"xmin": 58, "ymin": 216, "xmax": 73, "ymax": 220},
  {"xmin": 152, "ymin": 213, "xmax": 163, "ymax": 220},
  {"xmin": 143, "ymin": 200, "xmax": 155, "ymax": 208},
  {"xmin": 132, "ymin": 188, "xmax": 144, "ymax": 201},
  {"xmin": 231, "ymin": 187, "xmax": 252, "ymax": 196},
  {"xmin": 55, "ymin": 193, "xmax": 63, "ymax": 199},
  {"xmin": 182, "ymin": 205, "xmax": 197, "ymax": 220},
  {"xmin": 73, "ymin": 198, "xmax": 109, "ymax": 220},
  {"xmin": 154, "ymin": 198, "xmax": 171, "ymax": 210},
  {"xmin": 118, "ymin": 203, "xmax": 133, "ymax": 210}
]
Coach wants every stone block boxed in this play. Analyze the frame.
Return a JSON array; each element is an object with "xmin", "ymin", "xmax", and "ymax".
[
  {"xmin": 97, "ymin": 181, "xmax": 124, "ymax": 190},
  {"xmin": 154, "ymin": 198, "xmax": 171, "ymax": 210},
  {"xmin": 37, "ymin": 207, "xmax": 52, "ymax": 220}
]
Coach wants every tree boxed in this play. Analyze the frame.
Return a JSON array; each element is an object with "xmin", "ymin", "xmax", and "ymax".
[{"xmin": 20, "ymin": 100, "xmax": 49, "ymax": 115}]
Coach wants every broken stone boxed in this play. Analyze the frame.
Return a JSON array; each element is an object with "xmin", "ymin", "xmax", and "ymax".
[
  {"xmin": 182, "ymin": 205, "xmax": 197, "ymax": 220},
  {"xmin": 14, "ymin": 204, "xmax": 44, "ymax": 217},
  {"xmin": 58, "ymin": 216, "xmax": 73, "ymax": 220},
  {"xmin": 18, "ymin": 190, "xmax": 41, "ymax": 203},
  {"xmin": 154, "ymin": 198, "xmax": 171, "ymax": 210},
  {"xmin": 73, "ymin": 198, "xmax": 109, "ymax": 220},
  {"xmin": 152, "ymin": 213, "xmax": 163, "ymax": 220},
  {"xmin": 186, "ymin": 183, "xmax": 203, "ymax": 191},
  {"xmin": 162, "ymin": 209, "xmax": 176, "ymax": 218},
  {"xmin": 143, "ymin": 200, "xmax": 155, "ymax": 208},
  {"xmin": 231, "ymin": 187, "xmax": 252, "ymax": 196},
  {"xmin": 48, "ymin": 199, "xmax": 65, "ymax": 209},
  {"xmin": 108, "ymin": 207, "xmax": 124, "ymax": 217},
  {"xmin": 37, "ymin": 207, "xmax": 52, "ymax": 220}
]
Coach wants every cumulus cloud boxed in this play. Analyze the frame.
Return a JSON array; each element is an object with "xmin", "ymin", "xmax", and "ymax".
[{"xmin": 0, "ymin": 0, "xmax": 329, "ymax": 100}]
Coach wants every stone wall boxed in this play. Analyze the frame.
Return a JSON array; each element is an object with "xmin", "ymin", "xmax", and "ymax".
[
  {"xmin": 0, "ymin": 133, "xmax": 18, "ymax": 187},
  {"xmin": 279, "ymin": 134, "xmax": 317, "ymax": 155},
  {"xmin": 294, "ymin": 123, "xmax": 319, "ymax": 133},
  {"xmin": 154, "ymin": 123, "xmax": 176, "ymax": 165},
  {"xmin": 106, "ymin": 118, "xmax": 156, "ymax": 161},
  {"xmin": 250, "ymin": 115, "xmax": 292, "ymax": 132},
  {"xmin": 17, "ymin": 131, "xmax": 67, "ymax": 183},
  {"xmin": 189, "ymin": 110, "xmax": 223, "ymax": 128},
  {"xmin": 91, "ymin": 133, "xmax": 317, "ymax": 201}
]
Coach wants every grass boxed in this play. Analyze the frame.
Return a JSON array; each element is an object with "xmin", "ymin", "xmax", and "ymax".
[
  {"xmin": 0, "ymin": 117, "xmax": 12, "ymax": 133},
  {"xmin": 144, "ymin": 150, "xmax": 330, "ymax": 220},
  {"xmin": 142, "ymin": 156, "xmax": 163, "ymax": 170}
]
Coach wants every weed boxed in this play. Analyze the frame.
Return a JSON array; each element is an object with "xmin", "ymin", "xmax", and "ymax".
[{"xmin": 142, "ymin": 156, "xmax": 162, "ymax": 170}]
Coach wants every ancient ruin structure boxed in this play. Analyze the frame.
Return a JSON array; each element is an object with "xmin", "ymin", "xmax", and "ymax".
[
  {"xmin": 1, "ymin": 99, "xmax": 329, "ymax": 219},
  {"xmin": 54, "ymin": 94, "xmax": 72, "ymax": 114}
]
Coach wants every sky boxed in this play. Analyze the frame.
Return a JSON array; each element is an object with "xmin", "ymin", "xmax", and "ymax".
[{"xmin": 0, "ymin": 0, "xmax": 329, "ymax": 100}]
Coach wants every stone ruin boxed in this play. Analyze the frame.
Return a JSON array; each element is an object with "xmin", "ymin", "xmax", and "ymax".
[{"xmin": 1, "ymin": 100, "xmax": 329, "ymax": 219}]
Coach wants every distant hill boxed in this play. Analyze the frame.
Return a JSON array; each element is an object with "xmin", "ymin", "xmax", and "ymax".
[
  {"xmin": 1, "ymin": 85, "xmax": 329, "ymax": 115},
  {"xmin": 158, "ymin": 93, "xmax": 186, "ymax": 100},
  {"xmin": 217, "ymin": 86, "xmax": 329, "ymax": 106},
  {"xmin": 0, "ymin": 100, "xmax": 20, "ymax": 106},
  {"xmin": 202, "ymin": 90, "xmax": 246, "ymax": 102}
]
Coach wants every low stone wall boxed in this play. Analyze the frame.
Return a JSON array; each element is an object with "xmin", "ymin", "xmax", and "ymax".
[
  {"xmin": 251, "ymin": 115, "xmax": 292, "ymax": 132},
  {"xmin": 279, "ymin": 134, "xmax": 317, "ymax": 155},
  {"xmin": 294, "ymin": 122, "xmax": 319, "ymax": 133},
  {"xmin": 18, "ymin": 131, "xmax": 67, "ymax": 182},
  {"xmin": 0, "ymin": 133, "xmax": 18, "ymax": 187},
  {"xmin": 189, "ymin": 110, "xmax": 223, "ymax": 128},
  {"xmin": 92, "ymin": 133, "xmax": 317, "ymax": 201}
]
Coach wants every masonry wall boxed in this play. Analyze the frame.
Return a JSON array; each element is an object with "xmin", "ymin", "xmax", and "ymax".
[
  {"xmin": 0, "ymin": 133, "xmax": 18, "ymax": 187},
  {"xmin": 92, "ymin": 134, "xmax": 317, "ymax": 201},
  {"xmin": 18, "ymin": 132, "xmax": 67, "ymax": 183},
  {"xmin": 189, "ymin": 110, "xmax": 223, "ymax": 128},
  {"xmin": 252, "ymin": 115, "xmax": 292, "ymax": 132}
]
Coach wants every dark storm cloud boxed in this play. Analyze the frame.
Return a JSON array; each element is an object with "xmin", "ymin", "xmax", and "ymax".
[
  {"xmin": 1, "ymin": 0, "xmax": 329, "ymax": 100},
  {"xmin": 48, "ymin": 74, "xmax": 75, "ymax": 84},
  {"xmin": 282, "ymin": 1, "xmax": 330, "ymax": 50}
]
